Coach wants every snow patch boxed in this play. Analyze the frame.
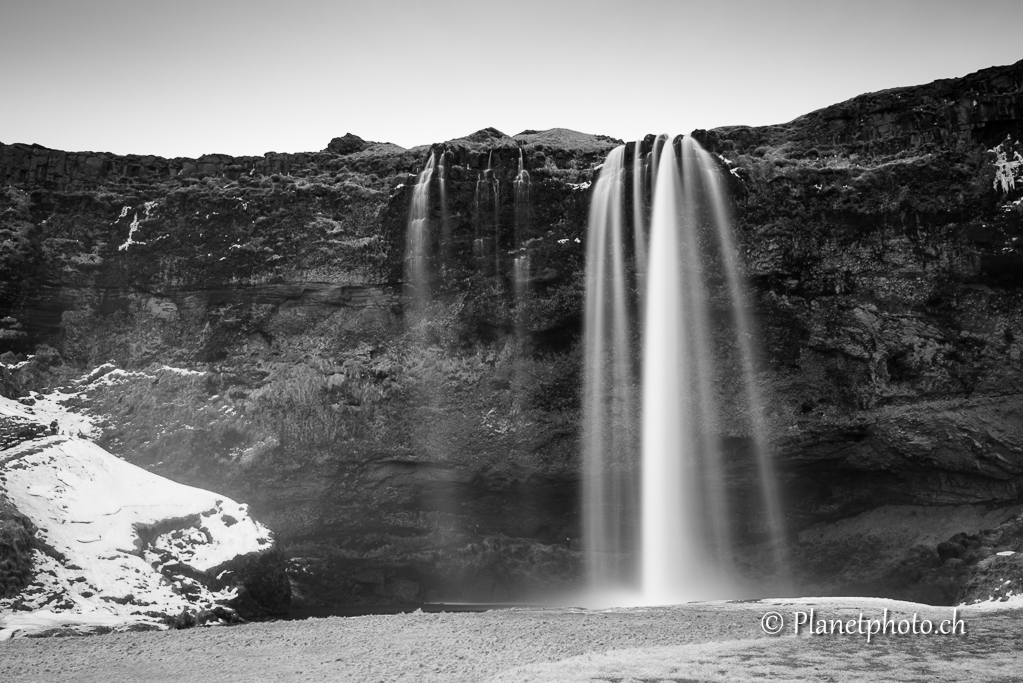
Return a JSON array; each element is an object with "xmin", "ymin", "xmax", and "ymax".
[
  {"xmin": 960, "ymin": 591, "xmax": 1023, "ymax": 611},
  {"xmin": 0, "ymin": 390, "xmax": 271, "ymax": 639},
  {"xmin": 116, "ymin": 201, "xmax": 157, "ymax": 251},
  {"xmin": 0, "ymin": 386, "xmax": 98, "ymax": 439},
  {"xmin": 158, "ymin": 365, "xmax": 204, "ymax": 377}
]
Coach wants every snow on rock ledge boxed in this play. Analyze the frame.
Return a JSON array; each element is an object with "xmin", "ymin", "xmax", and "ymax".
[{"xmin": 0, "ymin": 394, "xmax": 289, "ymax": 639}]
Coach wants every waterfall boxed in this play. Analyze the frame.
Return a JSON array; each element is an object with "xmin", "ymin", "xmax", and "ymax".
[
  {"xmin": 403, "ymin": 149, "xmax": 461, "ymax": 562},
  {"xmin": 406, "ymin": 151, "xmax": 436, "ymax": 312},
  {"xmin": 582, "ymin": 146, "xmax": 639, "ymax": 589},
  {"xmin": 583, "ymin": 136, "xmax": 786, "ymax": 604}
]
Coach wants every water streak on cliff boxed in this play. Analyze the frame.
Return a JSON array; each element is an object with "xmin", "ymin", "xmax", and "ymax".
[
  {"xmin": 438, "ymin": 150, "xmax": 450, "ymax": 268},
  {"xmin": 474, "ymin": 152, "xmax": 500, "ymax": 275}
]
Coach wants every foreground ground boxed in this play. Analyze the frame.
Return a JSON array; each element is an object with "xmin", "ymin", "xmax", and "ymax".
[{"xmin": 1, "ymin": 598, "xmax": 1021, "ymax": 682}]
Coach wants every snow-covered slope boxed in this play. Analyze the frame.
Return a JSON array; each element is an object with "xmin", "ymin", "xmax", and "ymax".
[{"xmin": 0, "ymin": 387, "xmax": 280, "ymax": 640}]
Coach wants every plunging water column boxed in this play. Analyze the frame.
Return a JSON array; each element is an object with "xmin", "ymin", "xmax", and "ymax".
[{"xmin": 583, "ymin": 135, "xmax": 786, "ymax": 604}]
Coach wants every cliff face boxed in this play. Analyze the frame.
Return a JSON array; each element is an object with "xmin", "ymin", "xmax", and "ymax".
[
  {"xmin": 696, "ymin": 62, "xmax": 1023, "ymax": 515},
  {"xmin": 0, "ymin": 128, "xmax": 610, "ymax": 606},
  {"xmin": 2, "ymin": 61, "xmax": 1023, "ymax": 607},
  {"xmin": 698, "ymin": 60, "xmax": 1023, "ymax": 600}
]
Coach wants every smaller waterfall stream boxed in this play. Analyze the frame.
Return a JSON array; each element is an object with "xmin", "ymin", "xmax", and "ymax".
[
  {"xmin": 514, "ymin": 148, "xmax": 530, "ymax": 245},
  {"xmin": 405, "ymin": 151, "xmax": 436, "ymax": 312},
  {"xmin": 513, "ymin": 148, "xmax": 533, "ymax": 417},
  {"xmin": 513, "ymin": 147, "xmax": 532, "ymax": 321}
]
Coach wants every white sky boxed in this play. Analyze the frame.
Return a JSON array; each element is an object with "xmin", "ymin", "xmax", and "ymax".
[{"xmin": 1, "ymin": 0, "xmax": 1021, "ymax": 158}]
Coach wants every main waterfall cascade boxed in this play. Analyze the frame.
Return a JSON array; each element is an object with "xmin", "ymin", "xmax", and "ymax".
[{"xmin": 583, "ymin": 135, "xmax": 787, "ymax": 604}]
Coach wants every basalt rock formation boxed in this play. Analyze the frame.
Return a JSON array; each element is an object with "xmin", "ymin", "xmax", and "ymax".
[{"xmin": 2, "ymin": 61, "xmax": 1023, "ymax": 608}]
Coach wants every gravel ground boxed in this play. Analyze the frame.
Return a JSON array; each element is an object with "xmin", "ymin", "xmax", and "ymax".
[{"xmin": 1, "ymin": 599, "xmax": 1021, "ymax": 682}]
